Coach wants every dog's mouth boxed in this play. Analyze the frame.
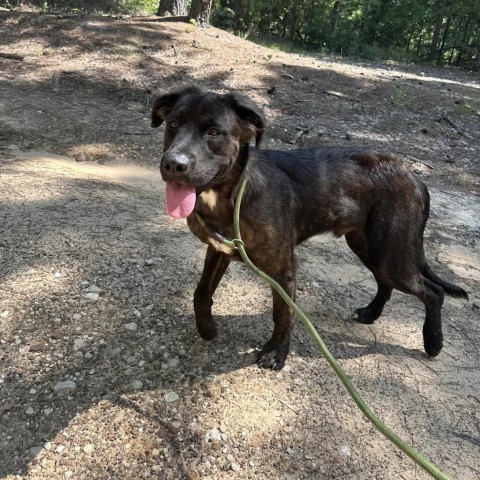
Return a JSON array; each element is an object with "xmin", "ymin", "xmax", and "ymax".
[
  {"xmin": 164, "ymin": 166, "xmax": 230, "ymax": 220},
  {"xmin": 165, "ymin": 182, "xmax": 197, "ymax": 219}
]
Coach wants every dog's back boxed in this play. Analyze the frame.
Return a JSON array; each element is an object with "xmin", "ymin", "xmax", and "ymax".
[{"xmin": 250, "ymin": 146, "xmax": 425, "ymax": 243}]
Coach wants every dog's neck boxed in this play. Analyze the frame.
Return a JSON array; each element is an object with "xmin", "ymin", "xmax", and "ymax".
[{"xmin": 194, "ymin": 146, "xmax": 252, "ymax": 229}]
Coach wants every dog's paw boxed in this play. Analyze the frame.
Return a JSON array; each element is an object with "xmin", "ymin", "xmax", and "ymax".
[
  {"xmin": 424, "ymin": 330, "xmax": 443, "ymax": 357},
  {"xmin": 196, "ymin": 318, "xmax": 217, "ymax": 341},
  {"xmin": 257, "ymin": 341, "xmax": 288, "ymax": 370},
  {"xmin": 352, "ymin": 307, "xmax": 379, "ymax": 325}
]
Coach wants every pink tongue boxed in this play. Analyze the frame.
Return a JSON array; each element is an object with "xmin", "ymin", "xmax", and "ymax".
[{"xmin": 165, "ymin": 182, "xmax": 196, "ymax": 219}]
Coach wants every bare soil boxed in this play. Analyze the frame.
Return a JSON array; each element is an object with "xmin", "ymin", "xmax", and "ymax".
[{"xmin": 1, "ymin": 12, "xmax": 479, "ymax": 480}]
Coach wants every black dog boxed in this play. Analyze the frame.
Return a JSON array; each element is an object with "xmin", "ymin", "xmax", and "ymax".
[{"xmin": 151, "ymin": 87, "xmax": 468, "ymax": 370}]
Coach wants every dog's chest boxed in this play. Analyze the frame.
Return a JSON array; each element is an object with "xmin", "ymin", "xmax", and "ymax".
[{"xmin": 188, "ymin": 189, "xmax": 238, "ymax": 256}]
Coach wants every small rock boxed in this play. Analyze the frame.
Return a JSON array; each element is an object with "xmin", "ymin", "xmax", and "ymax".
[
  {"xmin": 85, "ymin": 285, "xmax": 101, "ymax": 294},
  {"xmin": 44, "ymin": 441, "xmax": 52, "ymax": 451},
  {"xmin": 28, "ymin": 339, "xmax": 46, "ymax": 352},
  {"xmin": 83, "ymin": 444, "xmax": 95, "ymax": 454},
  {"xmin": 472, "ymin": 300, "xmax": 480, "ymax": 310},
  {"xmin": 131, "ymin": 380, "xmax": 143, "ymax": 390},
  {"xmin": 171, "ymin": 421, "xmax": 181, "ymax": 433},
  {"xmin": 44, "ymin": 408, "xmax": 53, "ymax": 415},
  {"xmin": 340, "ymin": 445, "xmax": 351, "ymax": 457},
  {"xmin": 168, "ymin": 358, "xmax": 180, "ymax": 368},
  {"xmin": 124, "ymin": 322, "xmax": 137, "ymax": 331},
  {"xmin": 133, "ymin": 309, "xmax": 142, "ymax": 318},
  {"xmin": 55, "ymin": 445, "xmax": 65, "ymax": 454},
  {"xmin": 206, "ymin": 428, "xmax": 221, "ymax": 442},
  {"xmin": 211, "ymin": 440, "xmax": 222, "ymax": 450},
  {"xmin": 203, "ymin": 382, "xmax": 221, "ymax": 398},
  {"xmin": 231, "ymin": 462, "xmax": 241, "ymax": 472},
  {"xmin": 26, "ymin": 407, "xmax": 35, "ymax": 415},
  {"xmin": 29, "ymin": 446, "xmax": 44, "ymax": 457},
  {"xmin": 144, "ymin": 259, "xmax": 156, "ymax": 266},
  {"xmin": 29, "ymin": 388, "xmax": 37, "ymax": 395},
  {"xmin": 84, "ymin": 292, "xmax": 99, "ymax": 301},
  {"xmin": 54, "ymin": 380, "xmax": 76, "ymax": 393},
  {"xmin": 186, "ymin": 469, "xmax": 201, "ymax": 480},
  {"xmin": 73, "ymin": 338, "xmax": 87, "ymax": 351},
  {"xmin": 84, "ymin": 351, "xmax": 93, "ymax": 359},
  {"xmin": 74, "ymin": 152, "xmax": 93, "ymax": 162},
  {"xmin": 219, "ymin": 422, "xmax": 227, "ymax": 433},
  {"xmin": 164, "ymin": 391, "xmax": 179, "ymax": 403},
  {"xmin": 72, "ymin": 313, "xmax": 81, "ymax": 321}
]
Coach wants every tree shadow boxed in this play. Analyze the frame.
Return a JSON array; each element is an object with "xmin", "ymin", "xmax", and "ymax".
[{"xmin": 1, "ymin": 13, "xmax": 478, "ymax": 478}]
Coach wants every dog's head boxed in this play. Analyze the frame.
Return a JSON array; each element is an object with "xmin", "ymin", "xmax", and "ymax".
[{"xmin": 152, "ymin": 87, "xmax": 264, "ymax": 185}]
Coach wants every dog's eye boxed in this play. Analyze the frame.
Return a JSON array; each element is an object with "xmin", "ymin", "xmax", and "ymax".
[
  {"xmin": 169, "ymin": 121, "xmax": 179, "ymax": 129},
  {"xmin": 207, "ymin": 127, "xmax": 220, "ymax": 136}
]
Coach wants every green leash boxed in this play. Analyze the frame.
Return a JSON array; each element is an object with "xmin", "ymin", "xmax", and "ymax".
[{"xmin": 198, "ymin": 174, "xmax": 452, "ymax": 480}]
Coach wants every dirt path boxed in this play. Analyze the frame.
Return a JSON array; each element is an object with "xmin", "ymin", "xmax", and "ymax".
[
  {"xmin": 1, "ymin": 12, "xmax": 479, "ymax": 480},
  {"xmin": 0, "ymin": 146, "xmax": 478, "ymax": 479}
]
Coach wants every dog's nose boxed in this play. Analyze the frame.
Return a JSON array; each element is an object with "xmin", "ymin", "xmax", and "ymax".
[{"xmin": 161, "ymin": 154, "xmax": 192, "ymax": 177}]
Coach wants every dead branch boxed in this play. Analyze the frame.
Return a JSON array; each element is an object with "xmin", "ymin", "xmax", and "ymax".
[
  {"xmin": 440, "ymin": 114, "xmax": 472, "ymax": 139},
  {"xmin": 281, "ymin": 72, "xmax": 295, "ymax": 80},
  {"xmin": 401, "ymin": 153, "xmax": 434, "ymax": 170},
  {"xmin": 321, "ymin": 89, "xmax": 359, "ymax": 102},
  {"xmin": 289, "ymin": 128, "xmax": 309, "ymax": 145},
  {"xmin": 0, "ymin": 52, "xmax": 24, "ymax": 61}
]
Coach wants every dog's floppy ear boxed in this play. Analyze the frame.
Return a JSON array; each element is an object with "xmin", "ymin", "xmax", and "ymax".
[
  {"xmin": 151, "ymin": 87, "xmax": 201, "ymax": 128},
  {"xmin": 224, "ymin": 92, "xmax": 265, "ymax": 148}
]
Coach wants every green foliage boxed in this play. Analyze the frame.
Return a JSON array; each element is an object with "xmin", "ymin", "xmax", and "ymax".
[
  {"xmin": 211, "ymin": 6, "xmax": 236, "ymax": 31},
  {"xmin": 119, "ymin": 0, "xmax": 158, "ymax": 15},
  {"xmin": 456, "ymin": 98, "xmax": 479, "ymax": 115},
  {"xmin": 211, "ymin": 0, "xmax": 480, "ymax": 67},
  {"xmin": 18, "ymin": 0, "xmax": 160, "ymax": 15}
]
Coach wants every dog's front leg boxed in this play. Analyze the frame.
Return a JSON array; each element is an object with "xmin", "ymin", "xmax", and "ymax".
[
  {"xmin": 194, "ymin": 246, "xmax": 231, "ymax": 341},
  {"xmin": 258, "ymin": 255, "xmax": 297, "ymax": 370}
]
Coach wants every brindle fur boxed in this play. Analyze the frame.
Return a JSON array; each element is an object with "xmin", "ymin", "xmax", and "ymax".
[{"xmin": 152, "ymin": 87, "xmax": 468, "ymax": 370}]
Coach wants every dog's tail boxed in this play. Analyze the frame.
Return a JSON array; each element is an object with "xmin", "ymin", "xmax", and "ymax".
[
  {"xmin": 418, "ymin": 181, "xmax": 468, "ymax": 299},
  {"xmin": 422, "ymin": 263, "xmax": 469, "ymax": 299}
]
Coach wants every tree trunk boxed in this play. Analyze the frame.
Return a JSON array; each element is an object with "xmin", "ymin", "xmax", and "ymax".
[
  {"xmin": 476, "ymin": 32, "xmax": 480, "ymax": 68},
  {"xmin": 233, "ymin": 0, "xmax": 244, "ymax": 32},
  {"xmin": 331, "ymin": 1, "xmax": 340, "ymax": 35},
  {"xmin": 428, "ymin": 0, "xmax": 448, "ymax": 62},
  {"xmin": 289, "ymin": 0, "xmax": 299, "ymax": 40},
  {"xmin": 188, "ymin": 0, "xmax": 213, "ymax": 27},
  {"xmin": 437, "ymin": 16, "xmax": 450, "ymax": 63},
  {"xmin": 157, "ymin": 0, "xmax": 186, "ymax": 16}
]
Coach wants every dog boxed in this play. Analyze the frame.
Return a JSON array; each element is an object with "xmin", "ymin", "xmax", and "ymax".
[{"xmin": 151, "ymin": 86, "xmax": 468, "ymax": 370}]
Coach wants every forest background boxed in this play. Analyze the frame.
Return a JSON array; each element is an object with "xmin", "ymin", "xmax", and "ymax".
[{"xmin": 4, "ymin": 0, "xmax": 480, "ymax": 69}]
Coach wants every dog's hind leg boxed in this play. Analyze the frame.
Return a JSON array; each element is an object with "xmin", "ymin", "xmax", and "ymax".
[
  {"xmin": 420, "ymin": 278, "xmax": 445, "ymax": 356},
  {"xmin": 394, "ymin": 276, "xmax": 445, "ymax": 356},
  {"xmin": 194, "ymin": 246, "xmax": 231, "ymax": 341},
  {"xmin": 345, "ymin": 231, "xmax": 393, "ymax": 324}
]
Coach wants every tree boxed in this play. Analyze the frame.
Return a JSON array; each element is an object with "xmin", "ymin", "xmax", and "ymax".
[
  {"xmin": 157, "ymin": 0, "xmax": 186, "ymax": 16},
  {"xmin": 188, "ymin": 0, "xmax": 214, "ymax": 26},
  {"xmin": 428, "ymin": 0, "xmax": 449, "ymax": 62}
]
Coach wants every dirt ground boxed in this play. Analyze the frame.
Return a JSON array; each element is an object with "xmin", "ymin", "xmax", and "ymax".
[{"xmin": 1, "ymin": 12, "xmax": 480, "ymax": 480}]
